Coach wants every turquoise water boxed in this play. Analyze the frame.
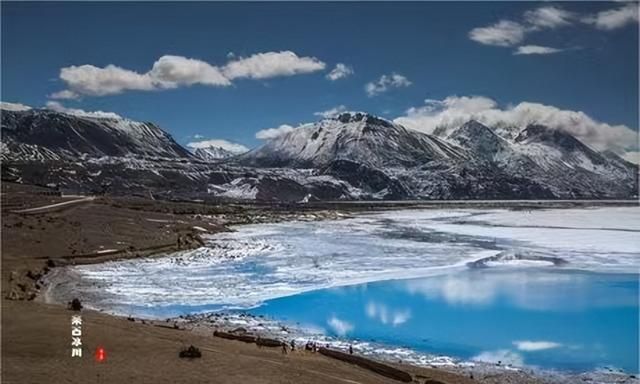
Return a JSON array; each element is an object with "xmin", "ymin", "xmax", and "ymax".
[
  {"xmin": 56, "ymin": 207, "xmax": 640, "ymax": 375},
  {"xmin": 249, "ymin": 269, "xmax": 639, "ymax": 373}
]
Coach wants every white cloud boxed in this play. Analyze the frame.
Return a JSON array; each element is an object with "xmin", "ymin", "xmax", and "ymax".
[
  {"xmin": 45, "ymin": 101, "xmax": 121, "ymax": 119},
  {"xmin": 149, "ymin": 55, "xmax": 230, "ymax": 87},
  {"xmin": 469, "ymin": 20, "xmax": 526, "ymax": 47},
  {"xmin": 255, "ymin": 124, "xmax": 297, "ymax": 140},
  {"xmin": 327, "ymin": 315, "xmax": 353, "ymax": 336},
  {"xmin": 53, "ymin": 51, "xmax": 326, "ymax": 97},
  {"xmin": 471, "ymin": 4, "xmax": 638, "ymax": 50},
  {"xmin": 186, "ymin": 139, "xmax": 248, "ymax": 154},
  {"xmin": 514, "ymin": 45, "xmax": 563, "ymax": 55},
  {"xmin": 365, "ymin": 73, "xmax": 411, "ymax": 97},
  {"xmin": 584, "ymin": 3, "xmax": 639, "ymax": 30},
  {"xmin": 314, "ymin": 105, "xmax": 348, "ymax": 118},
  {"xmin": 326, "ymin": 63, "xmax": 354, "ymax": 81},
  {"xmin": 49, "ymin": 89, "xmax": 80, "ymax": 100},
  {"xmin": 59, "ymin": 64, "xmax": 156, "ymax": 97},
  {"xmin": 394, "ymin": 95, "xmax": 638, "ymax": 155},
  {"xmin": 193, "ymin": 134, "xmax": 204, "ymax": 139},
  {"xmin": 473, "ymin": 349, "xmax": 524, "ymax": 367},
  {"xmin": 622, "ymin": 151, "xmax": 640, "ymax": 164},
  {"xmin": 0, "ymin": 102, "xmax": 32, "ymax": 111},
  {"xmin": 222, "ymin": 51, "xmax": 325, "ymax": 80},
  {"xmin": 469, "ymin": 6, "xmax": 575, "ymax": 49},
  {"xmin": 513, "ymin": 340, "xmax": 562, "ymax": 352},
  {"xmin": 524, "ymin": 6, "xmax": 574, "ymax": 29}
]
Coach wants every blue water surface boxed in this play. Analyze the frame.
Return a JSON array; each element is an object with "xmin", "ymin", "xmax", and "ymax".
[{"xmin": 249, "ymin": 268, "xmax": 639, "ymax": 374}]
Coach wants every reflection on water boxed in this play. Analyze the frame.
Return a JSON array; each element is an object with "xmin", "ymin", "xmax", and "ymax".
[
  {"xmin": 249, "ymin": 269, "xmax": 639, "ymax": 373},
  {"xmin": 402, "ymin": 270, "xmax": 637, "ymax": 310}
]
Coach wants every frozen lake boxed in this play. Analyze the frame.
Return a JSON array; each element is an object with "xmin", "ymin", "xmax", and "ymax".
[{"xmin": 48, "ymin": 206, "xmax": 640, "ymax": 374}]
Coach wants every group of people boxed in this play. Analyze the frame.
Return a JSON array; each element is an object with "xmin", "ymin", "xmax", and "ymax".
[{"xmin": 281, "ymin": 340, "xmax": 353, "ymax": 355}]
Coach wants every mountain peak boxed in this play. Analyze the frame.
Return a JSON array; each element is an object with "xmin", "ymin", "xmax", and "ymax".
[
  {"xmin": 238, "ymin": 111, "xmax": 465, "ymax": 168},
  {"xmin": 515, "ymin": 124, "xmax": 588, "ymax": 152},
  {"xmin": 330, "ymin": 112, "xmax": 393, "ymax": 127},
  {"xmin": 455, "ymin": 119, "xmax": 497, "ymax": 135},
  {"xmin": 447, "ymin": 119, "xmax": 507, "ymax": 156},
  {"xmin": 192, "ymin": 145, "xmax": 237, "ymax": 161}
]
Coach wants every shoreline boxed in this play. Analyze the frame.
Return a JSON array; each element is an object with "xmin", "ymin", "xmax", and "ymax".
[
  {"xmin": 4, "ymin": 188, "xmax": 639, "ymax": 384},
  {"xmin": 44, "ymin": 267, "xmax": 640, "ymax": 384},
  {"xmin": 42, "ymin": 287, "xmax": 637, "ymax": 384},
  {"xmin": 173, "ymin": 310, "xmax": 639, "ymax": 384}
]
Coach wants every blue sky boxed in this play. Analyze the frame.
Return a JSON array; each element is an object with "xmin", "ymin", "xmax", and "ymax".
[{"xmin": 1, "ymin": 2, "xmax": 638, "ymax": 158}]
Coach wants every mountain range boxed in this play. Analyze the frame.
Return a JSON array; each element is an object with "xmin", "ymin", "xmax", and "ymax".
[{"xmin": 1, "ymin": 108, "xmax": 637, "ymax": 201}]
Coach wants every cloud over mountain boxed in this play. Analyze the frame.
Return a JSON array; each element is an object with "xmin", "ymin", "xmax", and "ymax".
[
  {"xmin": 394, "ymin": 95, "xmax": 638, "ymax": 156},
  {"xmin": 255, "ymin": 124, "xmax": 298, "ymax": 140},
  {"xmin": 314, "ymin": 105, "xmax": 348, "ymax": 118},
  {"xmin": 45, "ymin": 101, "xmax": 122, "ymax": 119},
  {"xmin": 0, "ymin": 102, "xmax": 32, "ymax": 111}
]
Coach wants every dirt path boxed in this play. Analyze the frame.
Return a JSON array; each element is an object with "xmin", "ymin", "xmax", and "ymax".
[{"xmin": 11, "ymin": 196, "xmax": 96, "ymax": 214}]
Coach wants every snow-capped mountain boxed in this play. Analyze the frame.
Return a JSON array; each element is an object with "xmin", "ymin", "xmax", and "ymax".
[
  {"xmin": 446, "ymin": 120, "xmax": 511, "ymax": 160},
  {"xmin": 238, "ymin": 112, "xmax": 466, "ymax": 168},
  {"xmin": 515, "ymin": 124, "xmax": 613, "ymax": 171},
  {"xmin": 0, "ymin": 108, "xmax": 353, "ymax": 200},
  {"xmin": 1, "ymin": 108, "xmax": 192, "ymax": 161},
  {"xmin": 238, "ymin": 113, "xmax": 637, "ymax": 199},
  {"xmin": 1, "ymin": 109, "xmax": 637, "ymax": 200},
  {"xmin": 192, "ymin": 146, "xmax": 238, "ymax": 162}
]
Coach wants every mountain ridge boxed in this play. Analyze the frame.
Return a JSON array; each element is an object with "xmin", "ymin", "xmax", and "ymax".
[
  {"xmin": 1, "ymin": 108, "xmax": 637, "ymax": 200},
  {"xmin": 1, "ymin": 108, "xmax": 192, "ymax": 161}
]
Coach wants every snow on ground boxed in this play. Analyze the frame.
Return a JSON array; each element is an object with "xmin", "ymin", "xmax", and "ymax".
[
  {"xmin": 460, "ymin": 206, "xmax": 640, "ymax": 231},
  {"xmin": 53, "ymin": 207, "xmax": 640, "ymax": 313},
  {"xmin": 207, "ymin": 178, "xmax": 258, "ymax": 199},
  {"xmin": 418, "ymin": 208, "xmax": 640, "ymax": 255}
]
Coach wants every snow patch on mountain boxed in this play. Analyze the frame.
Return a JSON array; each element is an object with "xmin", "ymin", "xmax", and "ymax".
[
  {"xmin": 239, "ymin": 112, "xmax": 467, "ymax": 169},
  {"xmin": 193, "ymin": 146, "xmax": 237, "ymax": 161}
]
